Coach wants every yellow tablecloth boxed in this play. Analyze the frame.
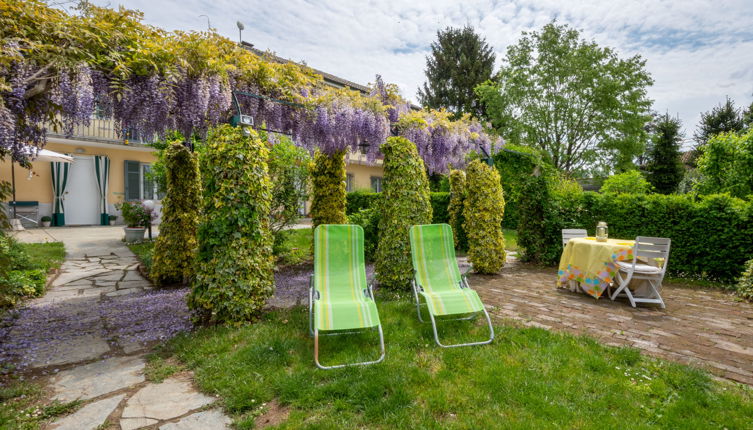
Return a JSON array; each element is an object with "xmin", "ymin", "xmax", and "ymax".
[{"xmin": 557, "ymin": 237, "xmax": 635, "ymax": 298}]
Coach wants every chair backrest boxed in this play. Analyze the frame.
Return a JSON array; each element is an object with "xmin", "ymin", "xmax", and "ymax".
[
  {"xmin": 562, "ymin": 229, "xmax": 588, "ymax": 246},
  {"xmin": 313, "ymin": 225, "xmax": 368, "ymax": 302},
  {"xmin": 409, "ymin": 224, "xmax": 462, "ymax": 293},
  {"xmin": 634, "ymin": 236, "xmax": 671, "ymax": 271}
]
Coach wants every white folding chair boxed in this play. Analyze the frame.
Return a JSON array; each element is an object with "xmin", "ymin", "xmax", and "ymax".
[
  {"xmin": 562, "ymin": 229, "xmax": 587, "ymax": 246},
  {"xmin": 561, "ymin": 229, "xmax": 587, "ymax": 290},
  {"xmin": 610, "ymin": 236, "xmax": 670, "ymax": 308}
]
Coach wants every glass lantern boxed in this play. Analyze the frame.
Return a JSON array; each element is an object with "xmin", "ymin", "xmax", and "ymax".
[{"xmin": 596, "ymin": 221, "xmax": 608, "ymax": 242}]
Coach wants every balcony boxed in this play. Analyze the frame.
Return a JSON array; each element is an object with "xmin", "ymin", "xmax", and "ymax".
[{"xmin": 46, "ymin": 117, "xmax": 154, "ymax": 147}]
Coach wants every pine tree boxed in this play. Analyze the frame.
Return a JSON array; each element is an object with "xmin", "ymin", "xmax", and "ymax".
[
  {"xmin": 418, "ymin": 26, "xmax": 495, "ymax": 118},
  {"xmin": 694, "ymin": 97, "xmax": 745, "ymax": 146},
  {"xmin": 646, "ymin": 113, "xmax": 684, "ymax": 194}
]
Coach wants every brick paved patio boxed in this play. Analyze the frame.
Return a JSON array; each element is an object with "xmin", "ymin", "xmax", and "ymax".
[{"xmin": 471, "ymin": 257, "xmax": 753, "ymax": 386}]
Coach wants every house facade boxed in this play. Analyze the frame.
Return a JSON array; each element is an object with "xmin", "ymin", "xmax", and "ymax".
[{"xmin": 1, "ymin": 46, "xmax": 384, "ymax": 226}]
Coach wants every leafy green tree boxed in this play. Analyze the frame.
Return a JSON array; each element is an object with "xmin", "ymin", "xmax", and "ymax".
[
  {"xmin": 645, "ymin": 113, "xmax": 684, "ymax": 194},
  {"xmin": 743, "ymin": 101, "xmax": 753, "ymax": 130},
  {"xmin": 695, "ymin": 129, "xmax": 753, "ymax": 198},
  {"xmin": 600, "ymin": 170, "xmax": 653, "ymax": 195},
  {"xmin": 310, "ymin": 150, "xmax": 347, "ymax": 229},
  {"xmin": 464, "ymin": 160, "xmax": 506, "ymax": 273},
  {"xmin": 476, "ymin": 22, "xmax": 653, "ymax": 174},
  {"xmin": 418, "ymin": 26, "xmax": 495, "ymax": 118},
  {"xmin": 694, "ymin": 97, "xmax": 745, "ymax": 147},
  {"xmin": 190, "ymin": 125, "xmax": 274, "ymax": 324},
  {"xmin": 151, "ymin": 143, "xmax": 201, "ymax": 286},
  {"xmin": 375, "ymin": 137, "xmax": 432, "ymax": 290}
]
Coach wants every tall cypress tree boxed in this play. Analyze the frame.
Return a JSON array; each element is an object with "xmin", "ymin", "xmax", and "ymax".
[
  {"xmin": 646, "ymin": 113, "xmax": 684, "ymax": 194},
  {"xmin": 418, "ymin": 26, "xmax": 495, "ymax": 118}
]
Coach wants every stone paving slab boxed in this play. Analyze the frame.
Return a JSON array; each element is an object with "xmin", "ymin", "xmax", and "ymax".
[
  {"xmin": 472, "ymin": 258, "xmax": 753, "ymax": 386},
  {"xmin": 121, "ymin": 376, "xmax": 215, "ymax": 422},
  {"xmin": 48, "ymin": 393, "xmax": 125, "ymax": 430},
  {"xmin": 50, "ymin": 356, "xmax": 145, "ymax": 401},
  {"xmin": 160, "ymin": 409, "xmax": 232, "ymax": 429}
]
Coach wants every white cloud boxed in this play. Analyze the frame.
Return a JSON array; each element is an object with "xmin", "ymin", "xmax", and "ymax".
[{"xmin": 95, "ymin": 0, "xmax": 753, "ymax": 141}]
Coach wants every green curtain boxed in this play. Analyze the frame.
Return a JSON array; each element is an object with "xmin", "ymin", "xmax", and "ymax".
[
  {"xmin": 94, "ymin": 156, "xmax": 110, "ymax": 225},
  {"xmin": 50, "ymin": 161, "xmax": 70, "ymax": 226}
]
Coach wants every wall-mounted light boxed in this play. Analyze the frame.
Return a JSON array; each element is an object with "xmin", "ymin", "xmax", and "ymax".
[{"xmin": 75, "ymin": 147, "xmax": 86, "ymax": 154}]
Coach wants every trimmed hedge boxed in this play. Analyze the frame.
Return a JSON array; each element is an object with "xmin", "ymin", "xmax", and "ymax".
[
  {"xmin": 464, "ymin": 160, "xmax": 506, "ymax": 274},
  {"xmin": 375, "ymin": 137, "xmax": 433, "ymax": 290},
  {"xmin": 310, "ymin": 149, "xmax": 347, "ymax": 228},
  {"xmin": 151, "ymin": 143, "xmax": 201, "ymax": 286},
  {"xmin": 346, "ymin": 190, "xmax": 377, "ymax": 215},
  {"xmin": 347, "ymin": 208, "xmax": 378, "ymax": 261},
  {"xmin": 189, "ymin": 125, "xmax": 275, "ymax": 324},
  {"xmin": 448, "ymin": 169, "xmax": 468, "ymax": 251},
  {"xmin": 518, "ymin": 187, "xmax": 753, "ymax": 281}
]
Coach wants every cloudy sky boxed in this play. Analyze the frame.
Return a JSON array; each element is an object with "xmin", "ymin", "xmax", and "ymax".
[{"xmin": 87, "ymin": 0, "xmax": 753, "ymax": 147}]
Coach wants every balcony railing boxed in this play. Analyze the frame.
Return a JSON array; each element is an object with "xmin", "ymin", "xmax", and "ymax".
[{"xmin": 46, "ymin": 117, "xmax": 154, "ymax": 146}]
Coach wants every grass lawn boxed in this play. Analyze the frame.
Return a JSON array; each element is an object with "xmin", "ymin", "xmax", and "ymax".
[
  {"xmin": 155, "ymin": 299, "xmax": 753, "ymax": 429},
  {"xmin": 127, "ymin": 240, "xmax": 155, "ymax": 273},
  {"xmin": 0, "ymin": 381, "xmax": 81, "ymax": 430},
  {"xmin": 276, "ymin": 228, "xmax": 313, "ymax": 265},
  {"xmin": 18, "ymin": 242, "xmax": 65, "ymax": 272},
  {"xmin": 503, "ymin": 228, "xmax": 518, "ymax": 252}
]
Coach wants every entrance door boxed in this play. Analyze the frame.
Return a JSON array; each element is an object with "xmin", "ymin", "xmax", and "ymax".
[{"xmin": 64, "ymin": 156, "xmax": 100, "ymax": 225}]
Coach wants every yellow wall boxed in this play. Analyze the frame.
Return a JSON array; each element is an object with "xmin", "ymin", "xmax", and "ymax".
[
  {"xmin": 346, "ymin": 162, "xmax": 383, "ymax": 191},
  {"xmin": 0, "ymin": 141, "xmax": 156, "ymax": 205}
]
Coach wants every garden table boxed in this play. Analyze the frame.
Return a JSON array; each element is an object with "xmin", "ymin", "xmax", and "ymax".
[{"xmin": 557, "ymin": 237, "xmax": 643, "ymax": 299}]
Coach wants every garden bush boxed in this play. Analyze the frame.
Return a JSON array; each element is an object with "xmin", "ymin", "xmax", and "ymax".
[
  {"xmin": 268, "ymin": 136, "xmax": 311, "ymax": 234},
  {"xmin": 464, "ymin": 160, "xmax": 506, "ymax": 274},
  {"xmin": 310, "ymin": 150, "xmax": 347, "ymax": 228},
  {"xmin": 0, "ymin": 235, "xmax": 58, "ymax": 307},
  {"xmin": 448, "ymin": 169, "xmax": 468, "ymax": 251},
  {"xmin": 736, "ymin": 259, "xmax": 753, "ymax": 302},
  {"xmin": 493, "ymin": 144, "xmax": 552, "ymax": 229},
  {"xmin": 151, "ymin": 143, "xmax": 201, "ymax": 286},
  {"xmin": 375, "ymin": 137, "xmax": 433, "ymax": 289},
  {"xmin": 347, "ymin": 208, "xmax": 379, "ymax": 261},
  {"xmin": 600, "ymin": 170, "xmax": 653, "ymax": 194},
  {"xmin": 189, "ymin": 125, "xmax": 275, "ymax": 325},
  {"xmin": 695, "ymin": 130, "xmax": 753, "ymax": 199}
]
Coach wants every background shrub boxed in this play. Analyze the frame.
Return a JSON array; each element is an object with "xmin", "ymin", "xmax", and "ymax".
[
  {"xmin": 347, "ymin": 208, "xmax": 379, "ymax": 261},
  {"xmin": 151, "ymin": 143, "xmax": 201, "ymax": 286},
  {"xmin": 736, "ymin": 259, "xmax": 753, "ymax": 301},
  {"xmin": 464, "ymin": 160, "xmax": 506, "ymax": 274},
  {"xmin": 493, "ymin": 144, "xmax": 552, "ymax": 229},
  {"xmin": 695, "ymin": 130, "xmax": 753, "ymax": 198},
  {"xmin": 310, "ymin": 150, "xmax": 347, "ymax": 228},
  {"xmin": 375, "ymin": 136, "xmax": 433, "ymax": 290},
  {"xmin": 268, "ymin": 136, "xmax": 311, "ymax": 234},
  {"xmin": 448, "ymin": 170, "xmax": 468, "ymax": 251},
  {"xmin": 346, "ymin": 190, "xmax": 379, "ymax": 215},
  {"xmin": 346, "ymin": 191, "xmax": 449, "ymax": 223},
  {"xmin": 600, "ymin": 170, "xmax": 653, "ymax": 195},
  {"xmin": 189, "ymin": 125, "xmax": 275, "ymax": 325}
]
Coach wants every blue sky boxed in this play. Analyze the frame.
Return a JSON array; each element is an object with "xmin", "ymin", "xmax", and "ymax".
[{"xmin": 84, "ymin": 0, "xmax": 753, "ymax": 147}]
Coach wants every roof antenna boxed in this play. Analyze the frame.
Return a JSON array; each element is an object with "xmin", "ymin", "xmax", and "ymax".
[
  {"xmin": 199, "ymin": 14, "xmax": 211, "ymax": 31},
  {"xmin": 237, "ymin": 21, "xmax": 245, "ymax": 44}
]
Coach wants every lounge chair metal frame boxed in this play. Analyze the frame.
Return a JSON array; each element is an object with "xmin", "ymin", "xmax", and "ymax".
[
  {"xmin": 410, "ymin": 255, "xmax": 495, "ymax": 349},
  {"xmin": 308, "ymin": 257, "xmax": 385, "ymax": 370}
]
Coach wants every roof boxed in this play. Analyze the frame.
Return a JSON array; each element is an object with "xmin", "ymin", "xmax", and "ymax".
[{"xmin": 241, "ymin": 41, "xmax": 371, "ymax": 94}]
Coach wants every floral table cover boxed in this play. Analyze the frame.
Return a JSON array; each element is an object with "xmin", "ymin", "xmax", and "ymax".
[{"xmin": 557, "ymin": 237, "xmax": 635, "ymax": 298}]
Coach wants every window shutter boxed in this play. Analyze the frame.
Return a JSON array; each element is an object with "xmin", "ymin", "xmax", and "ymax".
[{"xmin": 124, "ymin": 160, "xmax": 141, "ymax": 201}]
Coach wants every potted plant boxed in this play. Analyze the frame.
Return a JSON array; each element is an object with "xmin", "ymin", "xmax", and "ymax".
[
  {"xmin": 108, "ymin": 214, "xmax": 117, "ymax": 226},
  {"xmin": 40, "ymin": 215, "xmax": 52, "ymax": 228},
  {"xmin": 115, "ymin": 201, "xmax": 156, "ymax": 242}
]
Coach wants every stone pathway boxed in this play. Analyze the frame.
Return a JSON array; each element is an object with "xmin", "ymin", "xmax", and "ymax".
[
  {"xmin": 472, "ymin": 256, "xmax": 753, "ymax": 386},
  {"xmin": 3, "ymin": 227, "xmax": 231, "ymax": 429}
]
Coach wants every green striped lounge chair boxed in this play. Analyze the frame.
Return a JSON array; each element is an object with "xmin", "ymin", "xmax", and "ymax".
[
  {"xmin": 309, "ymin": 224, "xmax": 385, "ymax": 369},
  {"xmin": 409, "ymin": 224, "xmax": 495, "ymax": 348}
]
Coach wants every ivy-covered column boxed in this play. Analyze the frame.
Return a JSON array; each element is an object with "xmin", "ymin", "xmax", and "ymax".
[
  {"xmin": 464, "ymin": 159, "xmax": 506, "ymax": 274},
  {"xmin": 448, "ymin": 169, "xmax": 468, "ymax": 251},
  {"xmin": 310, "ymin": 149, "xmax": 347, "ymax": 229},
  {"xmin": 151, "ymin": 142, "xmax": 201, "ymax": 286},
  {"xmin": 189, "ymin": 125, "xmax": 274, "ymax": 324},
  {"xmin": 375, "ymin": 136, "xmax": 432, "ymax": 290}
]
